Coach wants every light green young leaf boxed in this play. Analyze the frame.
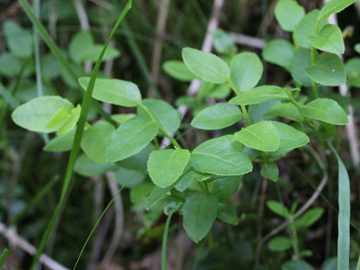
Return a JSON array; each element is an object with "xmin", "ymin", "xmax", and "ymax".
[
  {"xmin": 229, "ymin": 86, "xmax": 288, "ymax": 105},
  {"xmin": 355, "ymin": 43, "xmax": 360, "ymax": 53},
  {"xmin": 163, "ymin": 60, "xmax": 197, "ymax": 81},
  {"xmin": 264, "ymin": 103, "xmax": 304, "ymax": 122},
  {"xmin": 69, "ymin": 31, "xmax": 94, "ymax": 64},
  {"xmin": 213, "ymin": 29, "xmax": 237, "ymax": 55},
  {"xmin": 11, "ymin": 96, "xmax": 74, "ymax": 133},
  {"xmin": 106, "ymin": 117, "xmax": 159, "ymax": 162},
  {"xmin": 209, "ymin": 84, "xmax": 231, "ymax": 99},
  {"xmin": 183, "ymin": 193, "xmax": 218, "ymax": 243},
  {"xmin": 191, "ymin": 103, "xmax": 242, "ymax": 130},
  {"xmin": 345, "ymin": 58, "xmax": 360, "ymax": 88},
  {"xmin": 275, "ymin": 0, "xmax": 305, "ymax": 32},
  {"xmin": 318, "ymin": 0, "xmax": 358, "ymax": 22},
  {"xmin": 79, "ymin": 77, "xmax": 142, "ymax": 107},
  {"xmin": 46, "ymin": 108, "xmax": 71, "ymax": 129},
  {"xmin": 235, "ymin": 121, "xmax": 280, "ymax": 152},
  {"xmin": 291, "ymin": 49, "xmax": 313, "ymax": 86},
  {"xmin": 56, "ymin": 105, "xmax": 81, "ymax": 135},
  {"xmin": 182, "ymin": 47, "xmax": 230, "ymax": 84},
  {"xmin": 306, "ymin": 53, "xmax": 346, "ymax": 86},
  {"xmin": 268, "ymin": 237, "xmax": 293, "ymax": 251},
  {"xmin": 261, "ymin": 162, "xmax": 279, "ymax": 182},
  {"xmin": 230, "ymin": 52, "xmax": 263, "ymax": 92},
  {"xmin": 43, "ymin": 129, "xmax": 76, "ymax": 152},
  {"xmin": 296, "ymin": 10, "xmax": 322, "ymax": 49},
  {"xmin": 190, "ymin": 136, "xmax": 253, "ymax": 176},
  {"xmin": 308, "ymin": 24, "xmax": 345, "ymax": 54},
  {"xmin": 111, "ymin": 113, "xmax": 136, "ymax": 124},
  {"xmin": 137, "ymin": 99, "xmax": 180, "ymax": 134},
  {"xmin": 267, "ymin": 200, "xmax": 290, "ymax": 218},
  {"xmin": 262, "ymin": 40, "xmax": 295, "ymax": 69},
  {"xmin": 4, "ymin": 20, "xmax": 33, "ymax": 58},
  {"xmin": 293, "ymin": 208, "xmax": 324, "ymax": 229},
  {"xmin": 148, "ymin": 149, "xmax": 190, "ymax": 187},
  {"xmin": 81, "ymin": 121, "xmax": 115, "ymax": 164},
  {"xmin": 300, "ymin": 98, "xmax": 348, "ymax": 125},
  {"xmin": 80, "ymin": 45, "xmax": 120, "ymax": 62}
]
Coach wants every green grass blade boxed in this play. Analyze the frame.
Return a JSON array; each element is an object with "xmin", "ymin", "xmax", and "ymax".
[
  {"xmin": 0, "ymin": 248, "xmax": 9, "ymax": 269},
  {"xmin": 161, "ymin": 211, "xmax": 174, "ymax": 270},
  {"xmin": 329, "ymin": 142, "xmax": 350, "ymax": 270},
  {"xmin": 357, "ymin": 254, "xmax": 360, "ymax": 270},
  {"xmin": 29, "ymin": 1, "xmax": 132, "ymax": 268}
]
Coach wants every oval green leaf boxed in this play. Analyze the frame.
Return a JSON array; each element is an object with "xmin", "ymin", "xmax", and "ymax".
[
  {"xmin": 163, "ymin": 60, "xmax": 196, "ymax": 81},
  {"xmin": 308, "ymin": 24, "xmax": 345, "ymax": 55},
  {"xmin": 262, "ymin": 39, "xmax": 295, "ymax": 69},
  {"xmin": 264, "ymin": 103, "xmax": 304, "ymax": 122},
  {"xmin": 268, "ymin": 237, "xmax": 293, "ymax": 252},
  {"xmin": 275, "ymin": 0, "xmax": 305, "ymax": 32},
  {"xmin": 229, "ymin": 86, "xmax": 288, "ymax": 105}
]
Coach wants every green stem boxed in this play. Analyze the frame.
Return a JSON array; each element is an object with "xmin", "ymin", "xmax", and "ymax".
[
  {"xmin": 312, "ymin": 82, "xmax": 319, "ymax": 99},
  {"xmin": 310, "ymin": 20, "xmax": 320, "ymax": 99},
  {"xmin": 357, "ymin": 254, "xmax": 360, "ymax": 270},
  {"xmin": 29, "ymin": 2, "xmax": 133, "ymax": 269},
  {"xmin": 227, "ymin": 79, "xmax": 252, "ymax": 126},
  {"xmin": 0, "ymin": 248, "xmax": 9, "ymax": 269},
  {"xmin": 161, "ymin": 211, "xmax": 174, "ymax": 270},
  {"xmin": 137, "ymin": 102, "xmax": 182, "ymax": 149}
]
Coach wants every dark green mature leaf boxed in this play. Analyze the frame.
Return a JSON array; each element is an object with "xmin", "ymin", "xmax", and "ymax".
[
  {"xmin": 106, "ymin": 117, "xmax": 159, "ymax": 162},
  {"xmin": 345, "ymin": 58, "xmax": 360, "ymax": 87},
  {"xmin": 138, "ymin": 99, "xmax": 181, "ymax": 134},
  {"xmin": 130, "ymin": 182, "xmax": 155, "ymax": 203},
  {"xmin": 293, "ymin": 208, "xmax": 324, "ymax": 228},
  {"xmin": 183, "ymin": 193, "xmax": 218, "ymax": 243},
  {"xmin": 262, "ymin": 40, "xmax": 295, "ymax": 69},
  {"xmin": 175, "ymin": 170, "xmax": 195, "ymax": 192},
  {"xmin": 145, "ymin": 185, "xmax": 173, "ymax": 210},
  {"xmin": 211, "ymin": 176, "xmax": 242, "ymax": 203},
  {"xmin": 229, "ymin": 86, "xmax": 288, "ymax": 105},
  {"xmin": 191, "ymin": 136, "xmax": 252, "ymax": 176},
  {"xmin": 218, "ymin": 205, "xmax": 238, "ymax": 225},
  {"xmin": 271, "ymin": 121, "xmax": 309, "ymax": 152},
  {"xmin": 11, "ymin": 96, "xmax": 74, "ymax": 133},
  {"xmin": 267, "ymin": 200, "xmax": 290, "ymax": 218},
  {"xmin": 308, "ymin": 24, "xmax": 345, "ymax": 54},
  {"xmin": 306, "ymin": 53, "xmax": 346, "ymax": 86},
  {"xmin": 148, "ymin": 149, "xmax": 190, "ymax": 187},
  {"xmin": 300, "ymin": 98, "xmax": 348, "ymax": 125},
  {"xmin": 264, "ymin": 103, "xmax": 304, "ymax": 122},
  {"xmin": 318, "ymin": 0, "xmax": 358, "ymax": 21},
  {"xmin": 291, "ymin": 49, "xmax": 313, "ymax": 86},
  {"xmin": 81, "ymin": 121, "xmax": 115, "ymax": 164},
  {"xmin": 282, "ymin": 260, "xmax": 314, "ymax": 270},
  {"xmin": 191, "ymin": 103, "xmax": 242, "ymax": 130},
  {"xmin": 230, "ymin": 52, "xmax": 263, "ymax": 92},
  {"xmin": 261, "ymin": 162, "xmax": 279, "ymax": 181},
  {"xmin": 3, "ymin": 20, "xmax": 33, "ymax": 58},
  {"xmin": 79, "ymin": 77, "xmax": 142, "ymax": 107},
  {"xmin": 275, "ymin": 0, "xmax": 305, "ymax": 32},
  {"xmin": 235, "ymin": 121, "xmax": 280, "ymax": 152},
  {"xmin": 268, "ymin": 237, "xmax": 293, "ymax": 251},
  {"xmin": 163, "ymin": 60, "xmax": 197, "ymax": 81},
  {"xmin": 182, "ymin": 47, "xmax": 230, "ymax": 84}
]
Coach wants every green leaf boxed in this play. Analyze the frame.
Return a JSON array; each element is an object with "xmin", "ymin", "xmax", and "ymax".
[
  {"xmin": 190, "ymin": 136, "xmax": 252, "ymax": 176},
  {"xmin": 162, "ymin": 60, "xmax": 196, "ymax": 81},
  {"xmin": 209, "ymin": 84, "xmax": 231, "ymax": 99},
  {"xmin": 275, "ymin": 0, "xmax": 305, "ymax": 32},
  {"xmin": 80, "ymin": 45, "xmax": 120, "ymax": 62},
  {"xmin": 305, "ymin": 53, "xmax": 346, "ymax": 86},
  {"xmin": 261, "ymin": 162, "xmax": 279, "ymax": 181},
  {"xmin": 111, "ymin": 113, "xmax": 136, "ymax": 124},
  {"xmin": 296, "ymin": 10, "xmax": 322, "ymax": 49},
  {"xmin": 148, "ymin": 149, "xmax": 191, "ymax": 187},
  {"xmin": 355, "ymin": 43, "xmax": 360, "ymax": 54},
  {"xmin": 130, "ymin": 182, "xmax": 155, "ymax": 203},
  {"xmin": 211, "ymin": 176, "xmax": 242, "ymax": 203},
  {"xmin": 271, "ymin": 121, "xmax": 310, "ymax": 152},
  {"xmin": 106, "ymin": 117, "xmax": 159, "ymax": 162},
  {"xmin": 293, "ymin": 208, "xmax": 324, "ymax": 229},
  {"xmin": 4, "ymin": 20, "xmax": 33, "ymax": 58},
  {"xmin": 282, "ymin": 260, "xmax": 315, "ymax": 270},
  {"xmin": 264, "ymin": 103, "xmax": 304, "ymax": 122},
  {"xmin": 182, "ymin": 193, "xmax": 218, "ymax": 243},
  {"xmin": 291, "ymin": 49, "xmax": 313, "ymax": 86},
  {"xmin": 300, "ymin": 98, "xmax": 348, "ymax": 125},
  {"xmin": 182, "ymin": 47, "xmax": 230, "ymax": 84},
  {"xmin": 175, "ymin": 170, "xmax": 195, "ymax": 192},
  {"xmin": 213, "ymin": 29, "xmax": 237, "ymax": 55},
  {"xmin": 46, "ymin": 108, "xmax": 71, "ymax": 129},
  {"xmin": 79, "ymin": 77, "xmax": 142, "ymax": 107},
  {"xmin": 75, "ymin": 155, "xmax": 117, "ymax": 177},
  {"xmin": 235, "ymin": 121, "xmax": 280, "ymax": 152},
  {"xmin": 145, "ymin": 185, "xmax": 174, "ymax": 210},
  {"xmin": 191, "ymin": 103, "xmax": 243, "ymax": 130},
  {"xmin": 0, "ymin": 53, "xmax": 23, "ymax": 76},
  {"xmin": 267, "ymin": 200, "xmax": 290, "ymax": 218},
  {"xmin": 268, "ymin": 237, "xmax": 293, "ymax": 251},
  {"xmin": 318, "ymin": 0, "xmax": 358, "ymax": 22},
  {"xmin": 81, "ymin": 121, "xmax": 115, "ymax": 164},
  {"xmin": 43, "ymin": 129, "xmax": 76, "ymax": 152},
  {"xmin": 56, "ymin": 105, "xmax": 81, "ymax": 135},
  {"xmin": 69, "ymin": 31, "xmax": 94, "ymax": 64},
  {"xmin": 345, "ymin": 57, "xmax": 360, "ymax": 87},
  {"xmin": 218, "ymin": 205, "xmax": 238, "ymax": 225},
  {"xmin": 137, "ymin": 99, "xmax": 180, "ymax": 134},
  {"xmin": 11, "ymin": 96, "xmax": 74, "ymax": 133},
  {"xmin": 262, "ymin": 40, "xmax": 295, "ymax": 69},
  {"xmin": 230, "ymin": 52, "xmax": 263, "ymax": 92},
  {"xmin": 229, "ymin": 86, "xmax": 288, "ymax": 105},
  {"xmin": 308, "ymin": 24, "xmax": 345, "ymax": 54}
]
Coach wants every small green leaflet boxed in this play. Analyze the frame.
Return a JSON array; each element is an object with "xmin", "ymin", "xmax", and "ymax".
[
  {"xmin": 267, "ymin": 200, "xmax": 290, "ymax": 218},
  {"xmin": 262, "ymin": 39, "xmax": 295, "ymax": 69},
  {"xmin": 235, "ymin": 121, "xmax": 280, "ymax": 152},
  {"xmin": 148, "ymin": 149, "xmax": 190, "ymax": 187},
  {"xmin": 230, "ymin": 52, "xmax": 263, "ymax": 92},
  {"xmin": 191, "ymin": 103, "xmax": 242, "ymax": 130},
  {"xmin": 308, "ymin": 24, "xmax": 345, "ymax": 54},
  {"xmin": 190, "ymin": 136, "xmax": 252, "ymax": 176},
  {"xmin": 300, "ymin": 98, "xmax": 348, "ymax": 125},
  {"xmin": 345, "ymin": 57, "xmax": 360, "ymax": 87},
  {"xmin": 56, "ymin": 105, "xmax": 81, "ymax": 135},
  {"xmin": 305, "ymin": 53, "xmax": 346, "ymax": 86},
  {"xmin": 261, "ymin": 162, "xmax": 279, "ymax": 181},
  {"xmin": 81, "ymin": 121, "xmax": 115, "ymax": 164},
  {"xmin": 79, "ymin": 77, "xmax": 142, "ymax": 107},
  {"xmin": 318, "ymin": 0, "xmax": 358, "ymax": 22},
  {"xmin": 145, "ymin": 185, "xmax": 174, "ymax": 210},
  {"xmin": 162, "ymin": 60, "xmax": 196, "ymax": 81},
  {"xmin": 268, "ymin": 237, "xmax": 293, "ymax": 251},
  {"xmin": 275, "ymin": 0, "xmax": 305, "ymax": 32},
  {"xmin": 182, "ymin": 193, "xmax": 218, "ymax": 243},
  {"xmin": 182, "ymin": 47, "xmax": 230, "ymax": 84},
  {"xmin": 264, "ymin": 103, "xmax": 304, "ymax": 122},
  {"xmin": 3, "ymin": 20, "xmax": 33, "ymax": 58},
  {"xmin": 106, "ymin": 116, "xmax": 159, "ymax": 162},
  {"xmin": 229, "ymin": 85, "xmax": 288, "ymax": 105},
  {"xmin": 293, "ymin": 208, "xmax": 324, "ymax": 229},
  {"xmin": 11, "ymin": 96, "xmax": 74, "ymax": 133}
]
